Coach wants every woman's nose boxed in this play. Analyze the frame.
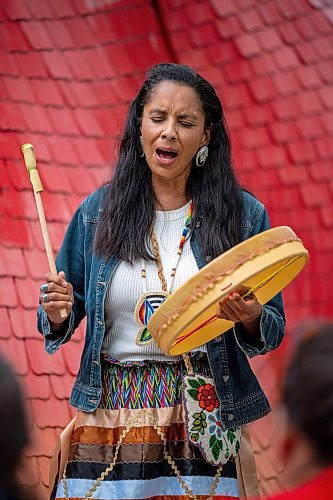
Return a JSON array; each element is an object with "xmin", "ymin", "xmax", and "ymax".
[{"xmin": 161, "ymin": 120, "xmax": 176, "ymax": 141}]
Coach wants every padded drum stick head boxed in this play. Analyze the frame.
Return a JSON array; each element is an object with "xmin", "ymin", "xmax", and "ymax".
[{"xmin": 21, "ymin": 143, "xmax": 36, "ymax": 171}]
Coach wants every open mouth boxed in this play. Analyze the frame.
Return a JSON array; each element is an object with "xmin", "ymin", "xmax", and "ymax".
[{"xmin": 156, "ymin": 148, "xmax": 178, "ymax": 160}]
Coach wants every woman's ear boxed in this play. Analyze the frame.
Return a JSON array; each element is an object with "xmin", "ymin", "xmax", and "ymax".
[{"xmin": 201, "ymin": 128, "xmax": 211, "ymax": 147}]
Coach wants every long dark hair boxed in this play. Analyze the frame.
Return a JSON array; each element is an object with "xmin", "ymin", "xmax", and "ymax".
[
  {"xmin": 94, "ymin": 63, "xmax": 243, "ymax": 263},
  {"xmin": 283, "ymin": 321, "xmax": 333, "ymax": 465}
]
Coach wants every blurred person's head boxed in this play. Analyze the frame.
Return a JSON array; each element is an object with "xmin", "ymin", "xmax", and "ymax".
[
  {"xmin": 0, "ymin": 356, "xmax": 33, "ymax": 499},
  {"xmin": 279, "ymin": 320, "xmax": 333, "ymax": 486}
]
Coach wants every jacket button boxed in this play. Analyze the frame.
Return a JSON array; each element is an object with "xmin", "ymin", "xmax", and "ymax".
[
  {"xmin": 223, "ymin": 375, "xmax": 229, "ymax": 383},
  {"xmin": 227, "ymin": 413, "xmax": 234, "ymax": 421},
  {"xmin": 205, "ymin": 255, "xmax": 212, "ymax": 262}
]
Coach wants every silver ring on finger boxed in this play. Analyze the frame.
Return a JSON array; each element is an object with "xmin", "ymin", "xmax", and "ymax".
[
  {"xmin": 42, "ymin": 293, "xmax": 50, "ymax": 303},
  {"xmin": 40, "ymin": 283, "xmax": 48, "ymax": 293}
]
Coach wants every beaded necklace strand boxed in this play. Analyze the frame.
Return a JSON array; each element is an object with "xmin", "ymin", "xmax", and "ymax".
[{"xmin": 134, "ymin": 201, "xmax": 193, "ymax": 349}]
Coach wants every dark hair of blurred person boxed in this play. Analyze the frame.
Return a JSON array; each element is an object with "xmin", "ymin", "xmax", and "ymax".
[
  {"xmin": 251, "ymin": 320, "xmax": 333, "ymax": 500},
  {"xmin": 0, "ymin": 356, "xmax": 37, "ymax": 500}
]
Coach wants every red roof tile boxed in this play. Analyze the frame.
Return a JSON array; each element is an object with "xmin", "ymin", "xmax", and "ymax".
[
  {"xmin": 215, "ymin": 14, "xmax": 242, "ymax": 39},
  {"xmin": 18, "ymin": 457, "xmax": 40, "ymax": 489},
  {"xmin": 47, "ymin": 0, "xmax": 76, "ymax": 18},
  {"xmin": 25, "ymin": 0, "xmax": 54, "ymax": 20},
  {"xmin": 31, "ymin": 397, "xmax": 71, "ymax": 428},
  {"xmin": 26, "ymin": 426, "xmax": 57, "ymax": 459},
  {"xmin": 287, "ymin": 140, "xmax": 317, "ymax": 164},
  {"xmin": 313, "ymin": 35, "xmax": 333, "ymax": 59},
  {"xmin": 41, "ymin": 188, "xmax": 73, "ymax": 220},
  {"xmin": 295, "ymin": 40, "xmax": 319, "ymax": 64},
  {"xmin": 7, "ymin": 159, "xmax": 31, "ymax": 190},
  {"xmin": 18, "ymin": 102, "xmax": 54, "ymax": 134},
  {"xmin": 71, "ymin": 137, "xmax": 107, "ymax": 167},
  {"xmin": 20, "ymin": 20, "xmax": 54, "ymax": 49},
  {"xmin": 321, "ymin": 112, "xmax": 333, "ymax": 134},
  {"xmin": 0, "ymin": 246, "xmax": 27, "ymax": 278},
  {"xmin": 9, "ymin": 307, "xmax": 39, "ymax": 338},
  {"xmin": 26, "ymin": 338, "xmax": 66, "ymax": 376},
  {"xmin": 210, "ymin": 0, "xmax": 237, "ymax": 18},
  {"xmin": 318, "ymin": 85, "xmax": 333, "ymax": 110},
  {"xmin": 309, "ymin": 161, "xmax": 332, "ymax": 182},
  {"xmin": 50, "ymin": 373, "xmax": 75, "ymax": 400},
  {"xmin": 311, "ymin": 9, "xmax": 333, "ymax": 33},
  {"xmin": 256, "ymin": 144, "xmax": 287, "ymax": 169},
  {"xmin": 224, "ymin": 60, "xmax": 252, "ymax": 83},
  {"xmin": 30, "ymin": 79, "xmax": 64, "ymax": 106},
  {"xmin": 23, "ymin": 248, "xmax": 51, "ymax": 280},
  {"xmin": 277, "ymin": 0, "xmax": 305, "ymax": 19},
  {"xmin": 278, "ymin": 20, "xmax": 302, "ymax": 44},
  {"xmin": 221, "ymin": 83, "xmax": 251, "ymax": 111},
  {"xmin": 239, "ymin": 8, "xmax": 263, "ymax": 32},
  {"xmin": 300, "ymin": 182, "xmax": 331, "ymax": 208},
  {"xmin": 273, "ymin": 71, "xmax": 299, "ymax": 96},
  {"xmin": 249, "ymin": 75, "xmax": 276, "ymax": 103},
  {"xmin": 271, "ymin": 95, "xmax": 299, "ymax": 121},
  {"xmin": 4, "ymin": 188, "xmax": 38, "ymax": 220},
  {"xmin": 0, "ymin": 335, "xmax": 28, "ymax": 375},
  {"xmin": 234, "ymin": 33, "xmax": 262, "ymax": 58},
  {"xmin": 0, "ymin": 20, "xmax": 30, "ymax": 51},
  {"xmin": 321, "ymin": 205, "xmax": 333, "ymax": 228},
  {"xmin": 46, "ymin": 135, "xmax": 82, "ymax": 166},
  {"xmin": 2, "ymin": 76, "xmax": 35, "ymax": 103},
  {"xmin": 13, "ymin": 62, "xmax": 52, "ymax": 101},
  {"xmin": 296, "ymin": 90, "xmax": 323, "ymax": 115},
  {"xmin": 297, "ymin": 115, "xmax": 323, "ymax": 140},
  {"xmin": 258, "ymin": 1, "xmax": 283, "ymax": 26},
  {"xmin": 0, "ymin": 307, "xmax": 12, "ymax": 339},
  {"xmin": 0, "ymin": 101, "xmax": 26, "ymax": 131},
  {"xmin": 0, "ymin": 216, "xmax": 33, "ymax": 248},
  {"xmin": 314, "ymin": 136, "xmax": 333, "ymax": 161},
  {"xmin": 66, "ymin": 166, "xmax": 95, "ymax": 196},
  {"xmin": 41, "ymin": 51, "xmax": 73, "ymax": 79},
  {"xmin": 73, "ymin": 108, "xmax": 105, "ymax": 138},
  {"xmin": 189, "ymin": 22, "xmax": 218, "ymax": 48},
  {"xmin": 273, "ymin": 46, "xmax": 299, "ymax": 70},
  {"xmin": 1, "ymin": 0, "xmax": 30, "ymax": 20},
  {"xmin": 251, "ymin": 52, "xmax": 277, "ymax": 76},
  {"xmin": 297, "ymin": 65, "xmax": 322, "ymax": 90},
  {"xmin": 278, "ymin": 164, "xmax": 309, "ymax": 186},
  {"xmin": 25, "ymin": 372, "xmax": 52, "ymax": 400},
  {"xmin": 269, "ymin": 120, "xmax": 299, "ymax": 144},
  {"xmin": 186, "ymin": 2, "xmax": 214, "ymax": 25},
  {"xmin": 64, "ymin": 17, "xmax": 97, "ymax": 48}
]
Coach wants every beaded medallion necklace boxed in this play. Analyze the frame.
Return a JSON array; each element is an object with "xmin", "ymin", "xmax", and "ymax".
[{"xmin": 134, "ymin": 201, "xmax": 193, "ymax": 346}]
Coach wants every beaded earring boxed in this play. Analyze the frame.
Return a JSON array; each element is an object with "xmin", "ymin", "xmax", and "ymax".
[
  {"xmin": 139, "ymin": 136, "xmax": 145, "ymax": 158},
  {"xmin": 195, "ymin": 145, "xmax": 208, "ymax": 166}
]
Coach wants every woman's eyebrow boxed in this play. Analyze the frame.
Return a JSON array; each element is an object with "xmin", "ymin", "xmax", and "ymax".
[
  {"xmin": 178, "ymin": 113, "xmax": 198, "ymax": 120},
  {"xmin": 148, "ymin": 108, "xmax": 166, "ymax": 114}
]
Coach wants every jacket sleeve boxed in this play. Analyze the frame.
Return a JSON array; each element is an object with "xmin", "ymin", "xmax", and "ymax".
[
  {"xmin": 233, "ymin": 203, "xmax": 286, "ymax": 358},
  {"xmin": 37, "ymin": 202, "xmax": 87, "ymax": 354}
]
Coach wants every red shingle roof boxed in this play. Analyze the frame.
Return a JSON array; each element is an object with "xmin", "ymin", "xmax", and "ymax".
[{"xmin": 0, "ymin": 0, "xmax": 332, "ymax": 497}]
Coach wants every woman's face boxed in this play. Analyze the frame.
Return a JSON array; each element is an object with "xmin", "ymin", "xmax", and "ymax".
[{"xmin": 140, "ymin": 81, "xmax": 210, "ymax": 184}]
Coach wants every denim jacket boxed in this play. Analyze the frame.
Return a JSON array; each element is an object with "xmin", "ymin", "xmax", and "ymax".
[{"xmin": 38, "ymin": 188, "xmax": 285, "ymax": 430}]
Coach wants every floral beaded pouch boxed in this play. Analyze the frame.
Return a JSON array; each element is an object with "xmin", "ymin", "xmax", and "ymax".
[{"xmin": 182, "ymin": 373, "xmax": 241, "ymax": 466}]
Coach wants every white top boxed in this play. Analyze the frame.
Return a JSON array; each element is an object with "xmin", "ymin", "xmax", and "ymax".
[{"xmin": 102, "ymin": 201, "xmax": 206, "ymax": 361}]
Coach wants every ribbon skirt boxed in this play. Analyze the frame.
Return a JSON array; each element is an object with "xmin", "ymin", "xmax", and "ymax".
[{"xmin": 55, "ymin": 354, "xmax": 240, "ymax": 500}]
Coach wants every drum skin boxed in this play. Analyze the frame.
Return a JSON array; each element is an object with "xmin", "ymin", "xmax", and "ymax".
[{"xmin": 148, "ymin": 226, "xmax": 309, "ymax": 356}]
